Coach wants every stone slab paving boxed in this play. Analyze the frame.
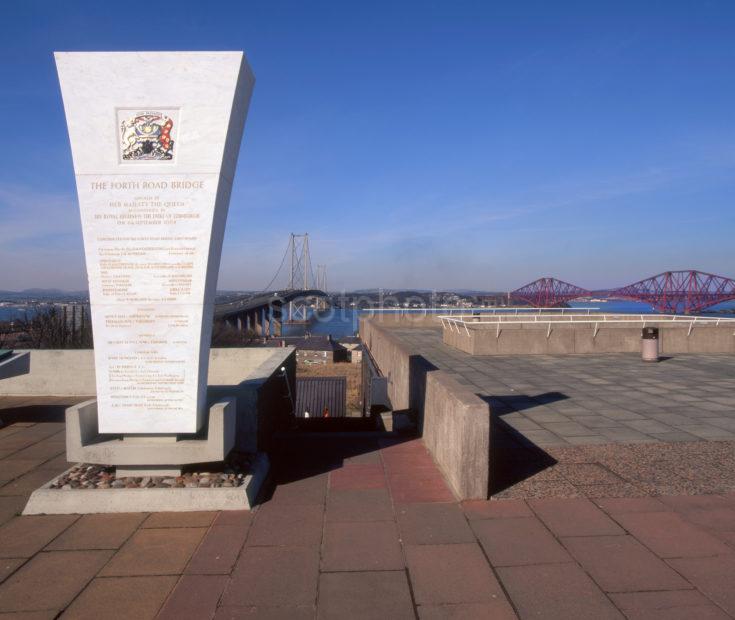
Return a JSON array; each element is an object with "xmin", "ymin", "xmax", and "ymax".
[
  {"xmin": 389, "ymin": 326, "xmax": 735, "ymax": 499},
  {"xmin": 390, "ymin": 327, "xmax": 735, "ymax": 445},
  {"xmin": 0, "ymin": 416, "xmax": 735, "ymax": 619}
]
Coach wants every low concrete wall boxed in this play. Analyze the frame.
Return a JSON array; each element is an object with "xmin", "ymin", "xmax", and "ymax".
[
  {"xmin": 423, "ymin": 372, "xmax": 489, "ymax": 499},
  {"xmin": 360, "ymin": 316, "xmax": 489, "ymax": 499},
  {"xmin": 208, "ymin": 348, "xmax": 296, "ymax": 452},
  {"xmin": 658, "ymin": 326, "xmax": 735, "ymax": 354},
  {"xmin": 444, "ymin": 323, "xmax": 735, "ymax": 355},
  {"xmin": 0, "ymin": 350, "xmax": 96, "ymax": 396},
  {"xmin": 358, "ymin": 313, "xmax": 441, "ymax": 330},
  {"xmin": 0, "ymin": 347, "xmax": 297, "ymax": 453},
  {"xmin": 0, "ymin": 348, "xmax": 292, "ymax": 396},
  {"xmin": 359, "ymin": 315, "xmax": 442, "ymax": 413}
]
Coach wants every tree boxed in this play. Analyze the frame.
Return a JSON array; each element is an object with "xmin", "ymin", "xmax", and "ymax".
[
  {"xmin": 16, "ymin": 306, "xmax": 93, "ymax": 349},
  {"xmin": 210, "ymin": 320, "xmax": 260, "ymax": 347}
]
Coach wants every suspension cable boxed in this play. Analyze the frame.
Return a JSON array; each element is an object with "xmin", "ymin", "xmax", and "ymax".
[{"xmin": 257, "ymin": 238, "xmax": 291, "ymax": 294}]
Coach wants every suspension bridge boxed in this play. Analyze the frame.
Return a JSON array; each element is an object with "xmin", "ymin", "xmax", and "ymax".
[
  {"xmin": 214, "ymin": 233, "xmax": 329, "ymax": 337},
  {"xmin": 510, "ymin": 270, "xmax": 735, "ymax": 314}
]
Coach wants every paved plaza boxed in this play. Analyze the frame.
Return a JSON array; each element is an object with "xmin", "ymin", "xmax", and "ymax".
[
  {"xmin": 1, "ymin": 418, "xmax": 735, "ymax": 619},
  {"xmin": 391, "ymin": 327, "xmax": 735, "ymax": 446},
  {"xmin": 1, "ymin": 339, "xmax": 734, "ymax": 617},
  {"xmin": 388, "ymin": 326, "xmax": 735, "ymax": 500}
]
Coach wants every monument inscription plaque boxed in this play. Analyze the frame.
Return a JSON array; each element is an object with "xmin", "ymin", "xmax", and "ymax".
[{"xmin": 56, "ymin": 52, "xmax": 254, "ymax": 433}]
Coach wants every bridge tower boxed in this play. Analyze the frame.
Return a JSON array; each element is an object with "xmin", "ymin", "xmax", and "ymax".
[
  {"xmin": 316, "ymin": 264, "xmax": 328, "ymax": 310},
  {"xmin": 287, "ymin": 233, "xmax": 312, "ymax": 322}
]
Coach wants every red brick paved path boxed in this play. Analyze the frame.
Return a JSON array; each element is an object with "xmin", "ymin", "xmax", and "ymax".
[{"xmin": 0, "ymin": 420, "xmax": 734, "ymax": 618}]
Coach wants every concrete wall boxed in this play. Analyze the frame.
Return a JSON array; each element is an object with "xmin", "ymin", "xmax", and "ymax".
[
  {"xmin": 0, "ymin": 350, "xmax": 97, "ymax": 397},
  {"xmin": 659, "ymin": 326, "xmax": 735, "ymax": 353},
  {"xmin": 360, "ymin": 316, "xmax": 489, "ymax": 500},
  {"xmin": 423, "ymin": 372, "xmax": 489, "ymax": 499},
  {"xmin": 0, "ymin": 348, "xmax": 291, "ymax": 397},
  {"xmin": 0, "ymin": 347, "xmax": 297, "ymax": 453},
  {"xmin": 359, "ymin": 317, "xmax": 432, "ymax": 412},
  {"xmin": 208, "ymin": 348, "xmax": 296, "ymax": 452},
  {"xmin": 359, "ymin": 313, "xmax": 441, "ymax": 330},
  {"xmin": 443, "ymin": 323, "xmax": 735, "ymax": 355},
  {"xmin": 221, "ymin": 346, "xmax": 289, "ymax": 451}
]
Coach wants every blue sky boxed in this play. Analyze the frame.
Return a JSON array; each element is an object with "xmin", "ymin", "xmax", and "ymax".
[{"xmin": 1, "ymin": 1, "xmax": 734, "ymax": 292}]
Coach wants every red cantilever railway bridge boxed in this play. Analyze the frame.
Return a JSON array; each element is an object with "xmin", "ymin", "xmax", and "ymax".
[{"xmin": 510, "ymin": 270, "xmax": 735, "ymax": 314}]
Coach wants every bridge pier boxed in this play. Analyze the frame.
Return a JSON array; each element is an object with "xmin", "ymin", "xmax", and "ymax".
[
  {"xmin": 214, "ymin": 290, "xmax": 328, "ymax": 338},
  {"xmin": 252, "ymin": 309, "xmax": 262, "ymax": 337},
  {"xmin": 271, "ymin": 304, "xmax": 282, "ymax": 337}
]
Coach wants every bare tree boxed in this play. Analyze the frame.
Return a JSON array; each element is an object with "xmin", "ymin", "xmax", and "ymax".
[
  {"xmin": 0, "ymin": 323, "xmax": 10, "ymax": 349},
  {"xmin": 211, "ymin": 320, "xmax": 260, "ymax": 347},
  {"xmin": 16, "ymin": 306, "xmax": 93, "ymax": 349}
]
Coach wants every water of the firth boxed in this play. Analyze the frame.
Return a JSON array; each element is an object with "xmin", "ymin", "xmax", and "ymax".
[{"xmin": 3, "ymin": 300, "xmax": 734, "ymax": 339}]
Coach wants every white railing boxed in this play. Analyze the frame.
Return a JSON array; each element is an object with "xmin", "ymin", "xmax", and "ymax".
[
  {"xmin": 361, "ymin": 307, "xmax": 601, "ymax": 317},
  {"xmin": 438, "ymin": 313, "xmax": 735, "ymax": 339}
]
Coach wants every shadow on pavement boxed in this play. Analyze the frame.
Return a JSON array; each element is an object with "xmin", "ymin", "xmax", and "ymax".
[
  {"xmin": 258, "ymin": 431, "xmax": 414, "ymax": 502},
  {"xmin": 478, "ymin": 391, "xmax": 567, "ymax": 495}
]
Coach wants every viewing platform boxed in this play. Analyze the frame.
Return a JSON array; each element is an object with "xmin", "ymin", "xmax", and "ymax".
[{"xmin": 360, "ymin": 313, "xmax": 735, "ymax": 501}]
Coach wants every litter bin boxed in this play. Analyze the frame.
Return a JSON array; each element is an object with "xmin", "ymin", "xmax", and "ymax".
[{"xmin": 641, "ymin": 327, "xmax": 659, "ymax": 362}]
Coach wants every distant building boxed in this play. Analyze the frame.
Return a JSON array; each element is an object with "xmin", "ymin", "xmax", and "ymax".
[
  {"xmin": 55, "ymin": 303, "xmax": 90, "ymax": 329},
  {"xmin": 266, "ymin": 335, "xmax": 348, "ymax": 364},
  {"xmin": 338, "ymin": 337, "xmax": 363, "ymax": 364}
]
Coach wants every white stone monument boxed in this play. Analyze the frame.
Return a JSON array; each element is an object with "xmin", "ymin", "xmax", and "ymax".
[{"xmin": 55, "ymin": 52, "xmax": 254, "ymax": 435}]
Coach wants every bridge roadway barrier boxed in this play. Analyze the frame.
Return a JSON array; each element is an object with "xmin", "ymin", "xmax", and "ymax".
[
  {"xmin": 360, "ymin": 315, "xmax": 489, "ymax": 500},
  {"xmin": 442, "ymin": 318, "xmax": 735, "ymax": 355}
]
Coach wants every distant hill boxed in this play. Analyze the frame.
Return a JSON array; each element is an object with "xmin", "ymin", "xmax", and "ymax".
[
  {"xmin": 346, "ymin": 288, "xmax": 503, "ymax": 296},
  {"xmin": 21, "ymin": 288, "xmax": 81, "ymax": 296},
  {"xmin": 0, "ymin": 289, "xmax": 89, "ymax": 301},
  {"xmin": 444, "ymin": 289, "xmax": 505, "ymax": 296},
  {"xmin": 348, "ymin": 289, "xmax": 433, "ymax": 295}
]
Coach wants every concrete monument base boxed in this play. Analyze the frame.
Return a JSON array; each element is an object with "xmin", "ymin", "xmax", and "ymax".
[
  {"xmin": 22, "ymin": 453, "xmax": 269, "ymax": 514},
  {"xmin": 66, "ymin": 397, "xmax": 236, "ymax": 477}
]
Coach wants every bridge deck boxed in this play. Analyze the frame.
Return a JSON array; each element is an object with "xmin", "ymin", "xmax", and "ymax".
[{"xmin": 214, "ymin": 289, "xmax": 328, "ymax": 319}]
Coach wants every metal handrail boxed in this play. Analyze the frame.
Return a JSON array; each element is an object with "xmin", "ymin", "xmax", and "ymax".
[
  {"xmin": 438, "ymin": 313, "xmax": 735, "ymax": 338},
  {"xmin": 362, "ymin": 307, "xmax": 601, "ymax": 316},
  {"xmin": 440, "ymin": 313, "xmax": 735, "ymax": 323}
]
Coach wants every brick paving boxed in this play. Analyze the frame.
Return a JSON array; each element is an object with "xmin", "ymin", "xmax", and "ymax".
[{"xmin": 0, "ymin": 413, "xmax": 735, "ymax": 619}]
